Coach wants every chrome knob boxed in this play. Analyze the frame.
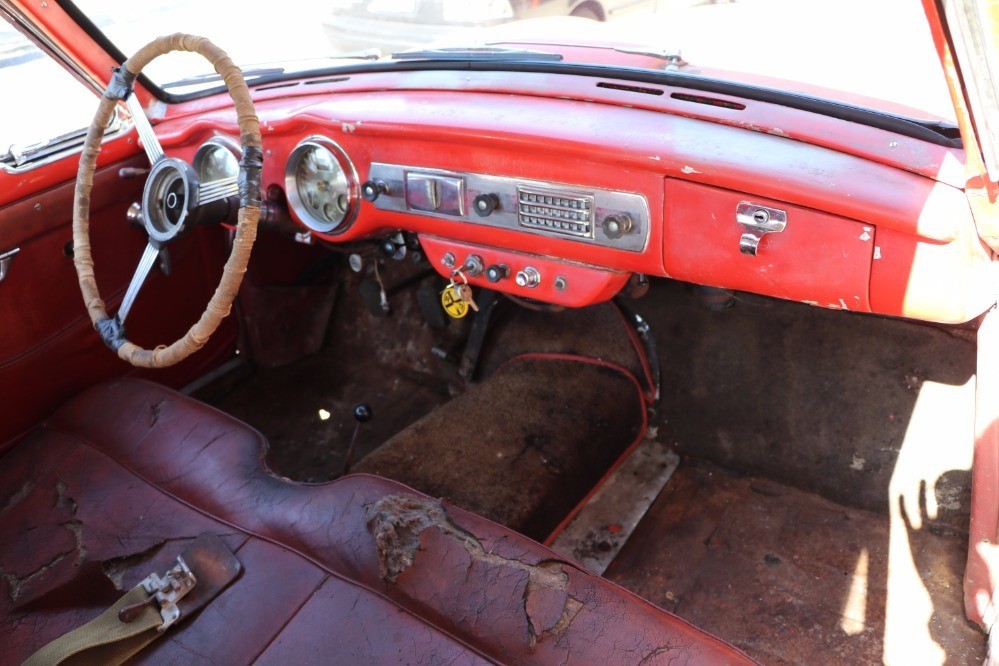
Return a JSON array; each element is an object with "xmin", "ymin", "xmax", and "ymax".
[
  {"xmin": 126, "ymin": 202, "xmax": 143, "ymax": 226},
  {"xmin": 473, "ymin": 193, "xmax": 499, "ymax": 217},
  {"xmin": 515, "ymin": 266, "xmax": 541, "ymax": 288},
  {"xmin": 602, "ymin": 213, "xmax": 633, "ymax": 240},
  {"xmin": 361, "ymin": 180, "xmax": 388, "ymax": 202}
]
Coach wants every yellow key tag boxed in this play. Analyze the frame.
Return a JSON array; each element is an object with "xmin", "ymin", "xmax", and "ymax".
[{"xmin": 441, "ymin": 285, "xmax": 469, "ymax": 319}]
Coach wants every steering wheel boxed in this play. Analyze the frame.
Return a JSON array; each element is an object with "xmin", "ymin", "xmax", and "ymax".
[{"xmin": 73, "ymin": 34, "xmax": 262, "ymax": 368}]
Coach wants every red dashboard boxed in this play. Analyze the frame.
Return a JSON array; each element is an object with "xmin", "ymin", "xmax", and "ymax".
[{"xmin": 145, "ymin": 69, "xmax": 993, "ymax": 324}]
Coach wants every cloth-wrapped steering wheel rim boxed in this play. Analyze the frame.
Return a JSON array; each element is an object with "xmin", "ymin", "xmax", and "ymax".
[{"xmin": 72, "ymin": 34, "xmax": 261, "ymax": 368}]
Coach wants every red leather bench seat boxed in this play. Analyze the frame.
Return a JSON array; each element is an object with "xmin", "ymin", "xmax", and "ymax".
[{"xmin": 0, "ymin": 379, "xmax": 754, "ymax": 664}]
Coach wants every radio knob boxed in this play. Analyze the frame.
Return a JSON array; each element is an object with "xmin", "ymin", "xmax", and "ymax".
[
  {"xmin": 361, "ymin": 180, "xmax": 388, "ymax": 202},
  {"xmin": 485, "ymin": 264, "xmax": 510, "ymax": 283},
  {"xmin": 602, "ymin": 213, "xmax": 633, "ymax": 239},
  {"xmin": 515, "ymin": 266, "xmax": 541, "ymax": 288},
  {"xmin": 473, "ymin": 193, "xmax": 499, "ymax": 217}
]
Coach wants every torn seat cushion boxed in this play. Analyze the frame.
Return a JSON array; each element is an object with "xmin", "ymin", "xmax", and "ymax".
[{"xmin": 0, "ymin": 379, "xmax": 754, "ymax": 665}]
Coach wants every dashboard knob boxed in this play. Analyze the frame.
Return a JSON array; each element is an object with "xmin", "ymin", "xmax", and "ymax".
[
  {"xmin": 361, "ymin": 180, "xmax": 388, "ymax": 202},
  {"xmin": 602, "ymin": 213, "xmax": 633, "ymax": 239},
  {"xmin": 485, "ymin": 264, "xmax": 510, "ymax": 283},
  {"xmin": 515, "ymin": 266, "xmax": 541, "ymax": 288},
  {"xmin": 463, "ymin": 254, "xmax": 484, "ymax": 277},
  {"xmin": 473, "ymin": 193, "xmax": 500, "ymax": 217}
]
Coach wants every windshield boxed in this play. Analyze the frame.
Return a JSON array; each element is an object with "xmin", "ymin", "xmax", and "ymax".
[{"xmin": 68, "ymin": 0, "xmax": 956, "ymax": 123}]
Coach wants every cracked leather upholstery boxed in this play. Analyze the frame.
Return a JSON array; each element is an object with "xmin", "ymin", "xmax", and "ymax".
[{"xmin": 0, "ymin": 379, "xmax": 755, "ymax": 664}]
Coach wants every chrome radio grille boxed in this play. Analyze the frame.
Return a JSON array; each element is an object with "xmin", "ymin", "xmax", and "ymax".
[{"xmin": 517, "ymin": 187, "xmax": 594, "ymax": 238}]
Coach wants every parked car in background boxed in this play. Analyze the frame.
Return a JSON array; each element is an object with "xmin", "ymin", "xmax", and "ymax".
[{"xmin": 323, "ymin": 0, "xmax": 659, "ymax": 53}]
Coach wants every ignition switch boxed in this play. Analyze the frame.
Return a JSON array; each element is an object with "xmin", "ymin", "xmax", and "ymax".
[{"xmin": 462, "ymin": 254, "xmax": 484, "ymax": 277}]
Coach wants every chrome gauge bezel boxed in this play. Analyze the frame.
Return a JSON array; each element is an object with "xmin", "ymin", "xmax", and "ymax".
[
  {"xmin": 284, "ymin": 136, "xmax": 359, "ymax": 234},
  {"xmin": 192, "ymin": 135, "xmax": 241, "ymax": 183}
]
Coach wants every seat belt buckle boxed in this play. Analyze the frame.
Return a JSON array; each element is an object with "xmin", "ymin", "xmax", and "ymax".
[{"xmin": 118, "ymin": 556, "xmax": 198, "ymax": 632}]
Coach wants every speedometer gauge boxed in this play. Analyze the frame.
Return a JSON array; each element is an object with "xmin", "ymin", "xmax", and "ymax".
[
  {"xmin": 285, "ymin": 137, "xmax": 358, "ymax": 234},
  {"xmin": 193, "ymin": 136, "xmax": 239, "ymax": 182}
]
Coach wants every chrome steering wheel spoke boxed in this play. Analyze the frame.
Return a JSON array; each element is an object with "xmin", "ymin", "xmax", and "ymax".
[
  {"xmin": 197, "ymin": 176, "xmax": 239, "ymax": 206},
  {"xmin": 125, "ymin": 94, "xmax": 165, "ymax": 164},
  {"xmin": 117, "ymin": 242, "xmax": 161, "ymax": 326}
]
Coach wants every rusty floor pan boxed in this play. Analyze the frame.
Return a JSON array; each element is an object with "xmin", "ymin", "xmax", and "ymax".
[{"xmin": 605, "ymin": 460, "xmax": 986, "ymax": 665}]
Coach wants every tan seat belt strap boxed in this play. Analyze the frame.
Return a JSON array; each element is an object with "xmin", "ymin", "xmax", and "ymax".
[
  {"xmin": 24, "ymin": 585, "xmax": 167, "ymax": 666},
  {"xmin": 23, "ymin": 532, "xmax": 242, "ymax": 666}
]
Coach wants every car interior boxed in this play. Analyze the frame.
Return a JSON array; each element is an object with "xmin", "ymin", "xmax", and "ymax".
[{"xmin": 1, "ymin": 0, "xmax": 997, "ymax": 663}]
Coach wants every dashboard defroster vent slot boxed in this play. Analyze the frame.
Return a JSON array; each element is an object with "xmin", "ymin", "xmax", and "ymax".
[
  {"xmin": 517, "ymin": 187, "xmax": 594, "ymax": 238},
  {"xmin": 670, "ymin": 92, "xmax": 746, "ymax": 110},
  {"xmin": 596, "ymin": 81, "xmax": 664, "ymax": 96}
]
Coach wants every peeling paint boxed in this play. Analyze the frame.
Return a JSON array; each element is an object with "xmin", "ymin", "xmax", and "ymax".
[
  {"xmin": 850, "ymin": 454, "xmax": 866, "ymax": 471},
  {"xmin": 342, "ymin": 122, "xmax": 356, "ymax": 133},
  {"xmin": 859, "ymin": 231, "xmax": 871, "ymax": 242},
  {"xmin": 874, "ymin": 246, "xmax": 882, "ymax": 260},
  {"xmin": 680, "ymin": 166, "xmax": 701, "ymax": 175},
  {"xmin": 839, "ymin": 299, "xmax": 848, "ymax": 310}
]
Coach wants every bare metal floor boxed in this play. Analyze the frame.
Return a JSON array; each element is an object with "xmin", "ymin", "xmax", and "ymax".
[{"xmin": 606, "ymin": 460, "xmax": 985, "ymax": 665}]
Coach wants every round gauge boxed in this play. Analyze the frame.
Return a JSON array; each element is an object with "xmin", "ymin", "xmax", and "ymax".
[
  {"xmin": 193, "ymin": 136, "xmax": 240, "ymax": 183},
  {"xmin": 285, "ymin": 137, "xmax": 357, "ymax": 234}
]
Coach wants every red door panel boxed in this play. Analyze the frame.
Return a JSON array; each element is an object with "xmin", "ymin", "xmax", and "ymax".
[{"xmin": 0, "ymin": 152, "xmax": 237, "ymax": 447}]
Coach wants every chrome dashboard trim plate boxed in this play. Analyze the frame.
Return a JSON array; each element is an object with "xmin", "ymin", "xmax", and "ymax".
[{"xmin": 366, "ymin": 163, "xmax": 650, "ymax": 252}]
